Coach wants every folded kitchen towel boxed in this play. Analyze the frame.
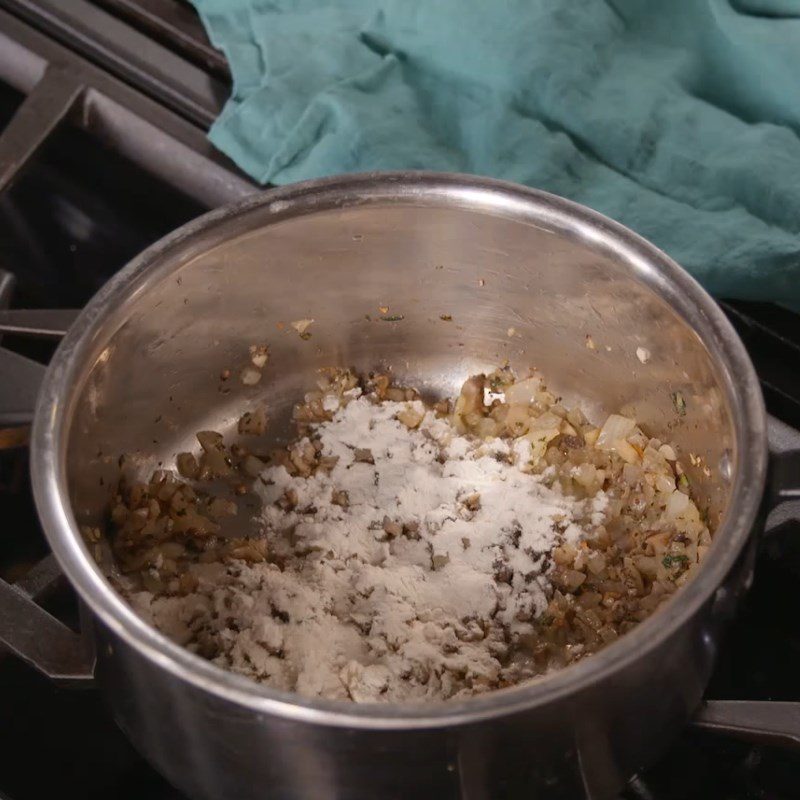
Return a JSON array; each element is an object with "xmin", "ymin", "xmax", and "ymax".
[{"xmin": 192, "ymin": 0, "xmax": 800, "ymax": 305}]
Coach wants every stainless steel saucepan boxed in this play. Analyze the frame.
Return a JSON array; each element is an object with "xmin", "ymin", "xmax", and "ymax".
[{"xmin": 1, "ymin": 172, "xmax": 799, "ymax": 800}]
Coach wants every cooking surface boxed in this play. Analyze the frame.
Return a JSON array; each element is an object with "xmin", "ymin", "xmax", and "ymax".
[{"xmin": 0, "ymin": 3, "xmax": 799, "ymax": 798}]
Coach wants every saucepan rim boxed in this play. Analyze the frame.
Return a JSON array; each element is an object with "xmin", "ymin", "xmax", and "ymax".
[{"xmin": 30, "ymin": 171, "xmax": 767, "ymax": 729}]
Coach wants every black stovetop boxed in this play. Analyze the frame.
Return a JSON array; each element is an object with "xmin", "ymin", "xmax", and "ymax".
[{"xmin": 1, "ymin": 18, "xmax": 800, "ymax": 800}]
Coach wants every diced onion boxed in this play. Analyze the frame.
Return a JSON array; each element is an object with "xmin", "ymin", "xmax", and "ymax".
[
  {"xmin": 614, "ymin": 439, "xmax": 640, "ymax": 464},
  {"xmin": 397, "ymin": 405, "xmax": 425, "ymax": 430},
  {"xmin": 596, "ymin": 414, "xmax": 636, "ymax": 449},
  {"xmin": 504, "ymin": 405, "xmax": 531, "ymax": 435},
  {"xmin": 504, "ymin": 376, "xmax": 542, "ymax": 406},
  {"xmin": 525, "ymin": 415, "xmax": 561, "ymax": 462},
  {"xmin": 658, "ymin": 444, "xmax": 677, "ymax": 461},
  {"xmin": 665, "ymin": 490, "xmax": 690, "ymax": 519},
  {"xmin": 583, "ymin": 428, "xmax": 600, "ymax": 446},
  {"xmin": 654, "ymin": 473, "xmax": 675, "ymax": 494},
  {"xmin": 529, "ymin": 411, "xmax": 562, "ymax": 431}
]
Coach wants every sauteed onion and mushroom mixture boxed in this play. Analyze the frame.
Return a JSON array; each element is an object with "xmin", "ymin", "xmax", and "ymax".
[{"xmin": 95, "ymin": 366, "xmax": 712, "ymax": 703}]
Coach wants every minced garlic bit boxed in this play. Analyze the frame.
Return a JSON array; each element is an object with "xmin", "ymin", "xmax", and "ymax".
[
  {"xmin": 290, "ymin": 319, "xmax": 314, "ymax": 339},
  {"xmin": 585, "ymin": 334, "xmax": 596, "ymax": 350},
  {"xmin": 636, "ymin": 347, "xmax": 651, "ymax": 364},
  {"xmin": 249, "ymin": 344, "xmax": 269, "ymax": 369},
  {"xmin": 240, "ymin": 366, "xmax": 262, "ymax": 386}
]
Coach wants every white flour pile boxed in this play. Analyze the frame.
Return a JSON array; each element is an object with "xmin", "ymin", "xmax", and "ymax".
[{"xmin": 131, "ymin": 394, "xmax": 608, "ymax": 702}]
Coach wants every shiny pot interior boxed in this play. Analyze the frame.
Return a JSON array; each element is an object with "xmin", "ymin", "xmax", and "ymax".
[{"xmin": 33, "ymin": 172, "xmax": 767, "ymax": 723}]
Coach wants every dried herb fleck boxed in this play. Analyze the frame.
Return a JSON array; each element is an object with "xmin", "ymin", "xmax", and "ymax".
[
  {"xmin": 671, "ymin": 391, "xmax": 687, "ymax": 416},
  {"xmin": 662, "ymin": 554, "xmax": 689, "ymax": 569}
]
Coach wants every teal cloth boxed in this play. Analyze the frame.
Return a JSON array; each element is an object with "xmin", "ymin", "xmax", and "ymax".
[{"xmin": 192, "ymin": 0, "xmax": 800, "ymax": 304}]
